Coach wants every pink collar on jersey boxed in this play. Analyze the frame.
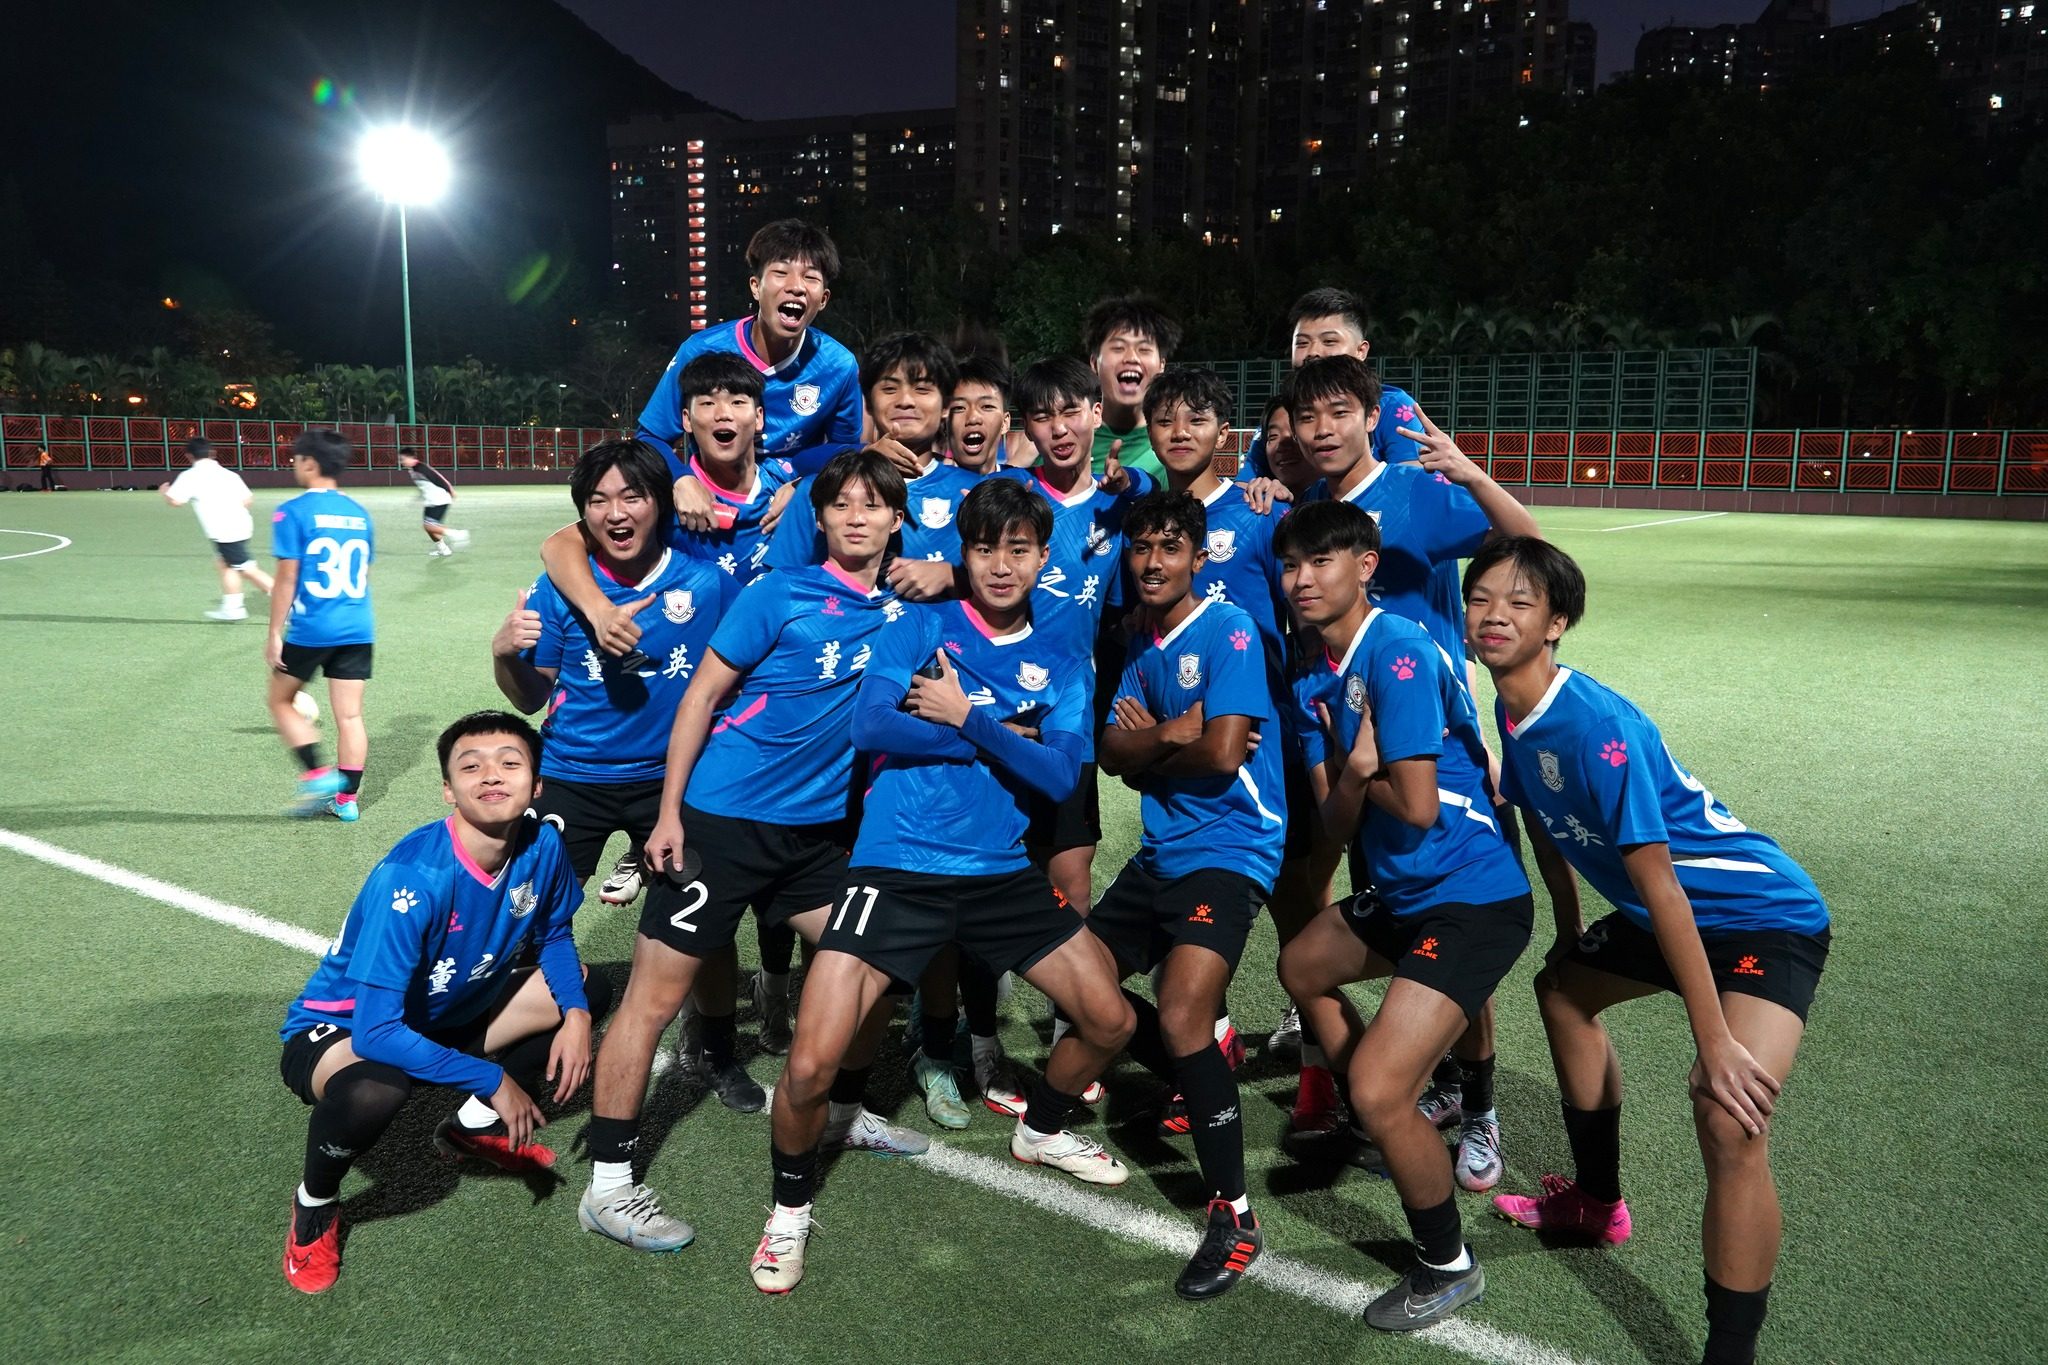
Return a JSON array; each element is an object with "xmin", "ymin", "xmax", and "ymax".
[
  {"xmin": 689, "ymin": 454, "xmax": 760, "ymax": 506},
  {"xmin": 1032, "ymin": 469, "xmax": 1098, "ymax": 508},
  {"xmin": 594, "ymin": 548, "xmax": 672, "ymax": 591},
  {"xmin": 962, "ymin": 598, "xmax": 1032, "ymax": 644},
  {"xmin": 735, "ymin": 317, "xmax": 805, "ymax": 376},
  {"xmin": 445, "ymin": 816, "xmax": 506, "ymax": 889},
  {"xmin": 820, "ymin": 558, "xmax": 882, "ymax": 597}
]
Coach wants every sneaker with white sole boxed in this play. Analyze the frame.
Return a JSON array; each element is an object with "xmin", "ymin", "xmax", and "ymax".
[
  {"xmin": 1078, "ymin": 1079, "xmax": 1106, "ymax": 1106},
  {"xmin": 821, "ymin": 1105, "xmax": 929, "ymax": 1156},
  {"xmin": 973, "ymin": 1046, "xmax": 1029, "ymax": 1119},
  {"xmin": 598, "ymin": 853, "xmax": 643, "ymax": 906},
  {"xmin": 429, "ymin": 543, "xmax": 454, "ymax": 558},
  {"xmin": 1010, "ymin": 1125, "xmax": 1128, "ymax": 1185},
  {"xmin": 579, "ymin": 1182, "xmax": 695, "ymax": 1252},
  {"xmin": 1455, "ymin": 1113, "xmax": 1504, "ymax": 1192},
  {"xmin": 750, "ymin": 1205, "xmax": 812, "ymax": 1293},
  {"xmin": 752, "ymin": 971, "xmax": 792, "ymax": 1055},
  {"xmin": 205, "ymin": 606, "xmax": 248, "ymax": 622}
]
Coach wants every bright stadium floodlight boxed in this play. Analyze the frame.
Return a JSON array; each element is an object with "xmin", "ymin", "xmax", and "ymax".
[{"xmin": 358, "ymin": 126, "xmax": 451, "ymax": 424}]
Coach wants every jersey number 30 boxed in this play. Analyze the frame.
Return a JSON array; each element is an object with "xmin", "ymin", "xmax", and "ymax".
[{"xmin": 303, "ymin": 536, "xmax": 370, "ymax": 599}]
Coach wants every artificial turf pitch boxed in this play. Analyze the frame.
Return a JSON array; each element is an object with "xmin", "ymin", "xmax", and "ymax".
[{"xmin": 0, "ymin": 487, "xmax": 2042, "ymax": 1364}]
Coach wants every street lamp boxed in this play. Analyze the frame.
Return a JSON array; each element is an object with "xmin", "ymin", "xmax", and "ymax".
[{"xmin": 358, "ymin": 126, "xmax": 450, "ymax": 425}]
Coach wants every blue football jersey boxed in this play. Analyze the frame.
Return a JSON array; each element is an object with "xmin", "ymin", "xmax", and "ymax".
[
  {"xmin": 282, "ymin": 816, "xmax": 583, "ymax": 1038},
  {"xmin": 638, "ymin": 317, "xmax": 863, "ymax": 464},
  {"xmin": 1189, "ymin": 481, "xmax": 1288, "ymax": 673},
  {"xmin": 523, "ymin": 550, "xmax": 738, "ymax": 783},
  {"xmin": 686, "ymin": 563, "xmax": 899, "ymax": 825},
  {"xmin": 1497, "ymin": 668, "xmax": 1829, "ymax": 936},
  {"xmin": 1113, "ymin": 599, "xmax": 1286, "ymax": 889},
  {"xmin": 992, "ymin": 467, "xmax": 1152, "ymax": 631},
  {"xmin": 766, "ymin": 459, "xmax": 980, "ymax": 570},
  {"xmin": 1304, "ymin": 460, "xmax": 1490, "ymax": 665},
  {"xmin": 272, "ymin": 488, "xmax": 375, "ymax": 647},
  {"xmin": 1292, "ymin": 610, "xmax": 1528, "ymax": 916},
  {"xmin": 854, "ymin": 600, "xmax": 1092, "ymax": 877},
  {"xmin": 663, "ymin": 454, "xmax": 802, "ymax": 587},
  {"xmin": 1243, "ymin": 382, "xmax": 1425, "ymax": 480}
]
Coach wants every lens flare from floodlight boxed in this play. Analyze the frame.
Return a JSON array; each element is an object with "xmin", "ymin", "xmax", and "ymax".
[{"xmin": 358, "ymin": 126, "xmax": 450, "ymax": 206}]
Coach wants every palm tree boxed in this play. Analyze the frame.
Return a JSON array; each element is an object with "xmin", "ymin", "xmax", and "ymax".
[
  {"xmin": 80, "ymin": 354, "xmax": 139, "ymax": 413},
  {"xmin": 15, "ymin": 342, "xmax": 82, "ymax": 409}
]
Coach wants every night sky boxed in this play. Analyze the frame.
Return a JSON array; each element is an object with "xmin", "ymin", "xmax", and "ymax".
[{"xmin": 559, "ymin": 0, "xmax": 1908, "ymax": 115}]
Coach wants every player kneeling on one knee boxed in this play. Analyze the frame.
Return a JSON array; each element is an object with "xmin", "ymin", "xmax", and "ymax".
[{"xmin": 275, "ymin": 712, "xmax": 610, "ymax": 1294}]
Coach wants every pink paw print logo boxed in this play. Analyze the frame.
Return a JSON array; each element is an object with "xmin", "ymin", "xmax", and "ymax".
[
  {"xmin": 1601, "ymin": 739, "xmax": 1628, "ymax": 767},
  {"xmin": 1390, "ymin": 655, "xmax": 1417, "ymax": 680},
  {"xmin": 1229, "ymin": 629, "xmax": 1250, "ymax": 652},
  {"xmin": 822, "ymin": 596, "xmax": 843, "ymax": 616},
  {"xmin": 1395, "ymin": 403, "xmax": 1416, "ymax": 424}
]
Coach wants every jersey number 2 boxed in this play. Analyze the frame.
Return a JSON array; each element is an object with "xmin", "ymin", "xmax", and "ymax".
[{"xmin": 666, "ymin": 881, "xmax": 709, "ymax": 933}]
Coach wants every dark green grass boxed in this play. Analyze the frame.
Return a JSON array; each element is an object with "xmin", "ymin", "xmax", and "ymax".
[{"xmin": 0, "ymin": 490, "xmax": 2043, "ymax": 1363}]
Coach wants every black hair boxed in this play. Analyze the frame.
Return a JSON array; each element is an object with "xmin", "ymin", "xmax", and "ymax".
[
  {"xmin": 1463, "ymin": 535, "xmax": 1585, "ymax": 630},
  {"xmin": 810, "ymin": 446, "xmax": 908, "ymax": 517},
  {"xmin": 859, "ymin": 331, "xmax": 960, "ymax": 401},
  {"xmin": 292, "ymin": 428, "xmax": 353, "ymax": 479},
  {"xmin": 1142, "ymin": 367, "xmax": 1234, "ymax": 424},
  {"xmin": 185, "ymin": 436, "xmax": 211, "ymax": 456},
  {"xmin": 570, "ymin": 438, "xmax": 676, "ymax": 527},
  {"xmin": 1273, "ymin": 499, "xmax": 1382, "ymax": 560},
  {"xmin": 746, "ymin": 218, "xmax": 842, "ymax": 286},
  {"xmin": 952, "ymin": 353, "xmax": 1013, "ymax": 401},
  {"xmin": 1123, "ymin": 489, "xmax": 1206, "ymax": 547},
  {"xmin": 1261, "ymin": 393, "xmax": 1291, "ymax": 424},
  {"xmin": 436, "ymin": 710, "xmax": 544, "ymax": 779},
  {"xmin": 958, "ymin": 476, "xmax": 1052, "ymax": 550},
  {"xmin": 398, "ymin": 445, "xmax": 416, "ymax": 456},
  {"xmin": 1285, "ymin": 355, "xmax": 1381, "ymax": 420},
  {"xmin": 1082, "ymin": 295, "xmax": 1183, "ymax": 360},
  {"xmin": 1014, "ymin": 356, "xmax": 1099, "ymax": 416},
  {"xmin": 678, "ymin": 352, "xmax": 764, "ymax": 404},
  {"xmin": 1287, "ymin": 287, "xmax": 1371, "ymax": 341}
]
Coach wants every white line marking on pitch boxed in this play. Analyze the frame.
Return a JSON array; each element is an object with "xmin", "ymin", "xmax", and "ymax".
[
  {"xmin": 1598, "ymin": 512, "xmax": 1728, "ymax": 532},
  {"xmin": 0, "ymin": 828, "xmax": 330, "ymax": 955},
  {"xmin": 0, "ymin": 827, "xmax": 1593, "ymax": 1365},
  {"xmin": 0, "ymin": 529, "xmax": 74, "ymax": 560}
]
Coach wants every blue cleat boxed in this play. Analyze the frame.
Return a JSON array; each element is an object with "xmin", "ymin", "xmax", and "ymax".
[
  {"xmin": 327, "ymin": 797, "xmax": 360, "ymax": 823},
  {"xmin": 288, "ymin": 768, "xmax": 347, "ymax": 819}
]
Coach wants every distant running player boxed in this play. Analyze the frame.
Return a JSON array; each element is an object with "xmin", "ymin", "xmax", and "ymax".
[
  {"xmin": 160, "ymin": 435, "xmax": 274, "ymax": 620},
  {"xmin": 400, "ymin": 448, "xmax": 468, "ymax": 556},
  {"xmin": 267, "ymin": 430, "xmax": 374, "ymax": 820},
  {"xmin": 1468, "ymin": 536, "xmax": 1830, "ymax": 1365},
  {"xmin": 276, "ymin": 711, "xmax": 609, "ymax": 1294}
]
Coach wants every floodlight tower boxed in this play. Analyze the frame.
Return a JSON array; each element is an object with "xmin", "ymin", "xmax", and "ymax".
[{"xmin": 357, "ymin": 126, "xmax": 451, "ymax": 425}]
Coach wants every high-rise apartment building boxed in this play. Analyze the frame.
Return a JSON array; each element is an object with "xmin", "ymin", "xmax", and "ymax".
[
  {"xmin": 609, "ymin": 109, "xmax": 956, "ymax": 335},
  {"xmin": 956, "ymin": 0, "xmax": 1590, "ymax": 251}
]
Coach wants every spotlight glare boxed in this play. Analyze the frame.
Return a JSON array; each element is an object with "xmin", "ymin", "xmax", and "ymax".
[{"xmin": 358, "ymin": 126, "xmax": 450, "ymax": 206}]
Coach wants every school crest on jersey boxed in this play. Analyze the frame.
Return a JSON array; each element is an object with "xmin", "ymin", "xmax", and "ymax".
[
  {"xmin": 1177, "ymin": 653, "xmax": 1202, "ymax": 690},
  {"xmin": 1538, "ymin": 750, "xmax": 1565, "ymax": 793},
  {"xmin": 1018, "ymin": 662, "xmax": 1050, "ymax": 692},
  {"xmin": 1205, "ymin": 529, "xmax": 1238, "ymax": 563},
  {"xmin": 662, "ymin": 589, "xmax": 696, "ymax": 625},
  {"xmin": 508, "ymin": 881, "xmax": 538, "ymax": 919},
  {"xmin": 918, "ymin": 496, "xmax": 955, "ymax": 529},
  {"xmin": 1085, "ymin": 522, "xmax": 1111, "ymax": 557},
  {"xmin": 1344, "ymin": 674, "xmax": 1367, "ymax": 714},
  {"xmin": 791, "ymin": 383, "xmax": 822, "ymax": 416}
]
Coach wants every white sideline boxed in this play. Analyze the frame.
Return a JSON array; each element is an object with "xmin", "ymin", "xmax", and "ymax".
[
  {"xmin": 0, "ymin": 529, "xmax": 74, "ymax": 561},
  {"xmin": 2, "ymin": 826, "xmax": 1593, "ymax": 1365},
  {"xmin": 1597, "ymin": 511, "xmax": 1728, "ymax": 532}
]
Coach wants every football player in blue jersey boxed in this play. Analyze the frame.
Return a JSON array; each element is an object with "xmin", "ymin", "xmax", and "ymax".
[
  {"xmin": 750, "ymin": 476, "xmax": 1135, "ymax": 1294},
  {"xmin": 579, "ymin": 448, "xmax": 926, "ymax": 1257},
  {"xmin": 1466, "ymin": 538, "xmax": 1829, "ymax": 1365},
  {"xmin": 766, "ymin": 331, "xmax": 979, "ymax": 594},
  {"xmin": 1241, "ymin": 287, "xmax": 1425, "ymax": 480},
  {"xmin": 276, "ymin": 712, "xmax": 610, "ymax": 1294},
  {"xmin": 266, "ymin": 430, "xmax": 375, "ymax": 820},
  {"xmin": 1096, "ymin": 490, "xmax": 1285, "ymax": 1300},
  {"xmin": 637, "ymin": 219, "xmax": 862, "ymax": 479},
  {"xmin": 1145, "ymin": 370, "xmax": 1341, "ymax": 1129},
  {"xmin": 492, "ymin": 440, "xmax": 756, "ymax": 1123},
  {"xmin": 943, "ymin": 353, "xmax": 1014, "ymax": 473},
  {"xmin": 1274, "ymin": 501, "xmax": 1534, "ymax": 1333}
]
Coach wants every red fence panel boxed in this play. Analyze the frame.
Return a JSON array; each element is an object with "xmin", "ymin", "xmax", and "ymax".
[{"xmin": 2006, "ymin": 434, "xmax": 2048, "ymax": 495}]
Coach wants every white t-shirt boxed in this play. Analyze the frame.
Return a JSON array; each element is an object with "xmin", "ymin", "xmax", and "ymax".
[{"xmin": 166, "ymin": 458, "xmax": 256, "ymax": 543}]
